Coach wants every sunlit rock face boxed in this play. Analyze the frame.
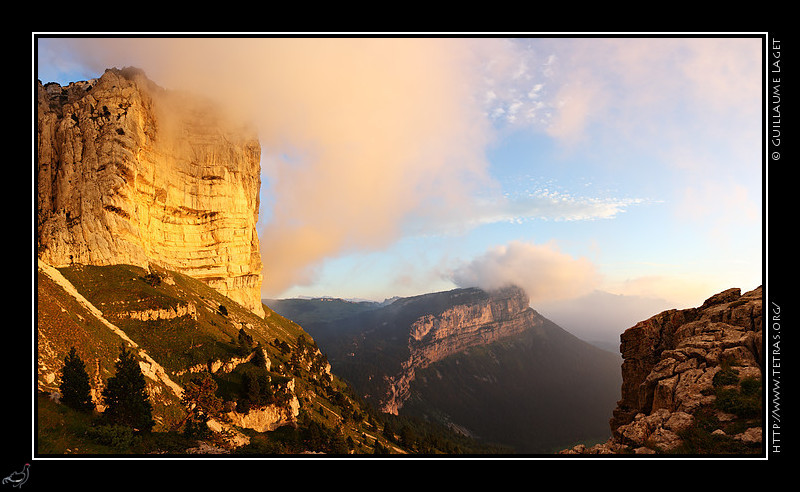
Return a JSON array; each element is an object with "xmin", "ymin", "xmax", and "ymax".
[
  {"xmin": 37, "ymin": 67, "xmax": 264, "ymax": 316},
  {"xmin": 611, "ymin": 286, "xmax": 763, "ymax": 431},
  {"xmin": 561, "ymin": 285, "xmax": 763, "ymax": 455}
]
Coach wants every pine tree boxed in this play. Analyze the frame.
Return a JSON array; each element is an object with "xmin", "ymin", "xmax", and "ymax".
[
  {"xmin": 59, "ymin": 347, "xmax": 94, "ymax": 412},
  {"xmin": 252, "ymin": 343, "xmax": 268, "ymax": 368},
  {"xmin": 237, "ymin": 328, "xmax": 255, "ymax": 355},
  {"xmin": 102, "ymin": 345, "xmax": 154, "ymax": 432}
]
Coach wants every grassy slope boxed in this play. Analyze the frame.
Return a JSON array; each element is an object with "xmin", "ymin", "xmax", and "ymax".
[
  {"xmin": 36, "ymin": 263, "xmax": 417, "ymax": 455},
  {"xmin": 38, "ymin": 269, "xmax": 130, "ymax": 391}
]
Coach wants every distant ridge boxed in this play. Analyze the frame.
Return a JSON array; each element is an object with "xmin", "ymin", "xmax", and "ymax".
[{"xmin": 267, "ymin": 285, "xmax": 623, "ymax": 453}]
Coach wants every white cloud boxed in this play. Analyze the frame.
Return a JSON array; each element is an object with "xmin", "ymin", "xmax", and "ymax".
[
  {"xmin": 450, "ymin": 240, "xmax": 601, "ymax": 304},
  {"xmin": 467, "ymin": 189, "xmax": 643, "ymax": 227},
  {"xmin": 478, "ymin": 37, "xmax": 761, "ymax": 148}
]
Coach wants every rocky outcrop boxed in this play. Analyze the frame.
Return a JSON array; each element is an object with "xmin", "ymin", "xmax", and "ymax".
[
  {"xmin": 225, "ymin": 396, "xmax": 301, "ymax": 433},
  {"xmin": 382, "ymin": 286, "xmax": 541, "ymax": 414},
  {"xmin": 174, "ymin": 350, "xmax": 270, "ymax": 377},
  {"xmin": 561, "ymin": 286, "xmax": 763, "ymax": 455},
  {"xmin": 37, "ymin": 67, "xmax": 264, "ymax": 316},
  {"xmin": 123, "ymin": 302, "xmax": 198, "ymax": 321}
]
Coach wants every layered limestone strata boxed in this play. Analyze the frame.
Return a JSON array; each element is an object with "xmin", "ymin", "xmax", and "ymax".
[
  {"xmin": 382, "ymin": 286, "xmax": 540, "ymax": 413},
  {"xmin": 407, "ymin": 286, "xmax": 535, "ymax": 367},
  {"xmin": 561, "ymin": 285, "xmax": 763, "ymax": 454},
  {"xmin": 37, "ymin": 67, "xmax": 264, "ymax": 316}
]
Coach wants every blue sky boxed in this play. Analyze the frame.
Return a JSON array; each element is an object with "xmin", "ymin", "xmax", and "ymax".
[{"xmin": 36, "ymin": 35, "xmax": 764, "ymax": 329}]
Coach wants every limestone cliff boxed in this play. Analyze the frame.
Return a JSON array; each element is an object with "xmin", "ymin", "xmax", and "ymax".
[
  {"xmin": 561, "ymin": 286, "xmax": 763, "ymax": 455},
  {"xmin": 37, "ymin": 67, "xmax": 264, "ymax": 316},
  {"xmin": 382, "ymin": 286, "xmax": 541, "ymax": 414},
  {"xmin": 274, "ymin": 286, "xmax": 623, "ymax": 452}
]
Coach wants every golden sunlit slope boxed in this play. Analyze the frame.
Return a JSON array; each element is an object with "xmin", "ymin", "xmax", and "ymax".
[{"xmin": 35, "ymin": 261, "xmax": 413, "ymax": 455}]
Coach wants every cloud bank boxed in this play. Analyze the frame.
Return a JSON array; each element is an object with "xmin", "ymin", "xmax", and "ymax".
[
  {"xmin": 249, "ymin": 39, "xmax": 499, "ymax": 295},
  {"xmin": 37, "ymin": 36, "xmax": 761, "ymax": 300},
  {"xmin": 450, "ymin": 240, "xmax": 601, "ymax": 304},
  {"xmin": 41, "ymin": 38, "xmax": 502, "ymax": 295}
]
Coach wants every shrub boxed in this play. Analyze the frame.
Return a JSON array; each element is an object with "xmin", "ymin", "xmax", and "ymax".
[
  {"xmin": 182, "ymin": 419, "xmax": 211, "ymax": 440},
  {"xmin": 740, "ymin": 377, "xmax": 761, "ymax": 396},
  {"xmin": 237, "ymin": 328, "xmax": 255, "ymax": 355},
  {"xmin": 87, "ymin": 424, "xmax": 141, "ymax": 450},
  {"xmin": 181, "ymin": 372, "xmax": 223, "ymax": 435},
  {"xmin": 142, "ymin": 272, "xmax": 162, "ymax": 287},
  {"xmin": 714, "ymin": 387, "xmax": 761, "ymax": 418},
  {"xmin": 252, "ymin": 345, "xmax": 268, "ymax": 368},
  {"xmin": 234, "ymin": 435, "xmax": 288, "ymax": 454},
  {"xmin": 713, "ymin": 367, "xmax": 740, "ymax": 387},
  {"xmin": 237, "ymin": 368, "xmax": 275, "ymax": 410}
]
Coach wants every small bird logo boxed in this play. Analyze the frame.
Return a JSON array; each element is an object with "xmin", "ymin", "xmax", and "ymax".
[{"xmin": 2, "ymin": 464, "xmax": 29, "ymax": 488}]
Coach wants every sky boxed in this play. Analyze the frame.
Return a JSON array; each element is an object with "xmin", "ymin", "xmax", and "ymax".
[{"xmin": 35, "ymin": 34, "xmax": 765, "ymax": 335}]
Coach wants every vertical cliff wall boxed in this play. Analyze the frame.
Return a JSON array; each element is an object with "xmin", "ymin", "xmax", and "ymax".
[{"xmin": 37, "ymin": 67, "xmax": 264, "ymax": 316}]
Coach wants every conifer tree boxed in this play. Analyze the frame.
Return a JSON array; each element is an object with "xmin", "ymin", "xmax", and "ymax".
[
  {"xmin": 102, "ymin": 345, "xmax": 154, "ymax": 432},
  {"xmin": 59, "ymin": 347, "xmax": 94, "ymax": 412},
  {"xmin": 237, "ymin": 328, "xmax": 256, "ymax": 355}
]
